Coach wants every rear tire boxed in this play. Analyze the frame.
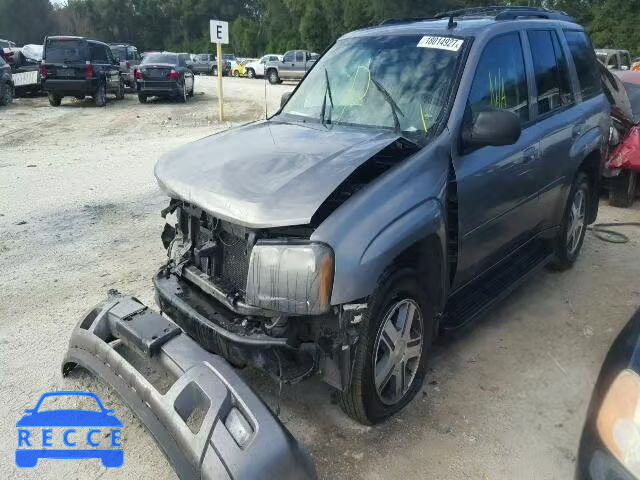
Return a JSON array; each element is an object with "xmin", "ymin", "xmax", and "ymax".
[
  {"xmin": 94, "ymin": 83, "xmax": 106, "ymax": 107},
  {"xmin": 339, "ymin": 269, "xmax": 433, "ymax": 424},
  {"xmin": 48, "ymin": 93, "xmax": 61, "ymax": 107},
  {"xmin": 138, "ymin": 94, "xmax": 147, "ymax": 104},
  {"xmin": 609, "ymin": 170, "xmax": 637, "ymax": 208},
  {"xmin": 246, "ymin": 68, "xmax": 255, "ymax": 79},
  {"xmin": 0, "ymin": 82, "xmax": 13, "ymax": 106},
  {"xmin": 549, "ymin": 171, "xmax": 590, "ymax": 271},
  {"xmin": 268, "ymin": 69, "xmax": 281, "ymax": 85},
  {"xmin": 178, "ymin": 82, "xmax": 187, "ymax": 103},
  {"xmin": 211, "ymin": 66, "xmax": 217, "ymax": 76},
  {"xmin": 115, "ymin": 79, "xmax": 125, "ymax": 100}
]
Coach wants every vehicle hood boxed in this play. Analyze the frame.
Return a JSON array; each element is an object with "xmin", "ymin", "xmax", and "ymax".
[
  {"xmin": 155, "ymin": 120, "xmax": 402, "ymax": 228},
  {"xmin": 16, "ymin": 410, "xmax": 123, "ymax": 427}
]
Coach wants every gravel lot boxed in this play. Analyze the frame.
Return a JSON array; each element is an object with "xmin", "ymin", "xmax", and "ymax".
[{"xmin": 1, "ymin": 75, "xmax": 639, "ymax": 480}]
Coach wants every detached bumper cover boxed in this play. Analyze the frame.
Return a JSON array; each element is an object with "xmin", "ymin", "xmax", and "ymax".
[{"xmin": 62, "ymin": 294, "xmax": 316, "ymax": 480}]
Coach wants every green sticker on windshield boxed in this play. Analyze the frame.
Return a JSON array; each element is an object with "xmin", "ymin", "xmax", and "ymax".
[{"xmin": 417, "ymin": 36, "xmax": 463, "ymax": 51}]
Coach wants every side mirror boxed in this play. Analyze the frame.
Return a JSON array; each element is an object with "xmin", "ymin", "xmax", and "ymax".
[
  {"xmin": 280, "ymin": 91, "xmax": 292, "ymax": 108},
  {"xmin": 461, "ymin": 109, "xmax": 521, "ymax": 149},
  {"xmin": 621, "ymin": 65, "xmax": 629, "ymax": 71}
]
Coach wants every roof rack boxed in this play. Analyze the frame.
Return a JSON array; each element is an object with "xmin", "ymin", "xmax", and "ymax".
[
  {"xmin": 380, "ymin": 17, "xmax": 436, "ymax": 26},
  {"xmin": 435, "ymin": 5, "xmax": 576, "ymax": 23}
]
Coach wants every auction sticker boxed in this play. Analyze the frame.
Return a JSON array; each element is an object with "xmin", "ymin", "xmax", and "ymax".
[{"xmin": 417, "ymin": 36, "xmax": 464, "ymax": 51}]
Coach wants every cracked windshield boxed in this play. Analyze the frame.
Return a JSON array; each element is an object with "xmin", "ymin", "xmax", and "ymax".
[{"xmin": 281, "ymin": 35, "xmax": 463, "ymax": 137}]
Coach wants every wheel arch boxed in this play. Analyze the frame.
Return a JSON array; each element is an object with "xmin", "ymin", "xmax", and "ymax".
[{"xmin": 578, "ymin": 149, "xmax": 602, "ymax": 224}]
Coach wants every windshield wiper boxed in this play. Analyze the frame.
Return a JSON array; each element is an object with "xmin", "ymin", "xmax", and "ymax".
[
  {"xmin": 370, "ymin": 76, "xmax": 404, "ymax": 133},
  {"xmin": 320, "ymin": 68, "xmax": 334, "ymax": 126}
]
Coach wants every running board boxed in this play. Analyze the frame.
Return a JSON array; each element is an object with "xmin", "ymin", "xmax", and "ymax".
[{"xmin": 442, "ymin": 240, "xmax": 552, "ymax": 334}]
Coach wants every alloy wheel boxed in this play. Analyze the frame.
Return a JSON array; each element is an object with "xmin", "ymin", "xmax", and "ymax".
[
  {"xmin": 373, "ymin": 298, "xmax": 424, "ymax": 405},
  {"xmin": 567, "ymin": 188, "xmax": 586, "ymax": 255}
]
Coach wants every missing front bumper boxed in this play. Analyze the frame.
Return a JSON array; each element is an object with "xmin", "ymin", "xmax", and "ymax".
[{"xmin": 62, "ymin": 294, "xmax": 316, "ymax": 480}]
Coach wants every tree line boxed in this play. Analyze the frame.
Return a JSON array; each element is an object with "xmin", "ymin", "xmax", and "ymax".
[{"xmin": 0, "ymin": 0, "xmax": 638, "ymax": 57}]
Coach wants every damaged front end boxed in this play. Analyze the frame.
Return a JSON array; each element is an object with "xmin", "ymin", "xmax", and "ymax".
[
  {"xmin": 62, "ymin": 294, "xmax": 317, "ymax": 479},
  {"xmin": 157, "ymin": 200, "xmax": 364, "ymax": 391}
]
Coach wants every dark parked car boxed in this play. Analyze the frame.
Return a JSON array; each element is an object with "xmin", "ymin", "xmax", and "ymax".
[
  {"xmin": 109, "ymin": 43, "xmax": 140, "ymax": 87},
  {"xmin": 152, "ymin": 6, "xmax": 609, "ymax": 425},
  {"xmin": 41, "ymin": 36, "xmax": 124, "ymax": 107},
  {"xmin": 265, "ymin": 49, "xmax": 317, "ymax": 84},
  {"xmin": 134, "ymin": 52, "xmax": 194, "ymax": 103},
  {"xmin": 576, "ymin": 307, "xmax": 640, "ymax": 480},
  {"xmin": 0, "ymin": 55, "xmax": 14, "ymax": 106}
]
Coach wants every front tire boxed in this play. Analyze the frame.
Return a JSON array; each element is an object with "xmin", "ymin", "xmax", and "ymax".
[
  {"xmin": 339, "ymin": 269, "xmax": 433, "ymax": 424},
  {"xmin": 0, "ymin": 82, "xmax": 14, "ymax": 106},
  {"xmin": 178, "ymin": 82, "xmax": 187, "ymax": 103},
  {"xmin": 211, "ymin": 66, "xmax": 217, "ymax": 76},
  {"xmin": 609, "ymin": 170, "xmax": 637, "ymax": 208},
  {"xmin": 246, "ymin": 68, "xmax": 255, "ymax": 79},
  {"xmin": 138, "ymin": 93, "xmax": 147, "ymax": 103},
  {"xmin": 550, "ymin": 171, "xmax": 590, "ymax": 270},
  {"xmin": 115, "ymin": 79, "xmax": 125, "ymax": 100},
  {"xmin": 48, "ymin": 93, "xmax": 61, "ymax": 107}
]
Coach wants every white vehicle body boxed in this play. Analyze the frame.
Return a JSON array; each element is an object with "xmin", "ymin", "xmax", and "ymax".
[{"xmin": 245, "ymin": 54, "xmax": 283, "ymax": 78}]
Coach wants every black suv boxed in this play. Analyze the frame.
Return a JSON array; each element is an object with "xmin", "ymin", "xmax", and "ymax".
[{"xmin": 42, "ymin": 36, "xmax": 124, "ymax": 107}]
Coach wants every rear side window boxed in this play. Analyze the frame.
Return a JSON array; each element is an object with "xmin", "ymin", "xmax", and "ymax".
[
  {"xmin": 127, "ymin": 47, "xmax": 138, "ymax": 61},
  {"xmin": 90, "ymin": 43, "xmax": 108, "ymax": 62},
  {"xmin": 468, "ymin": 32, "xmax": 529, "ymax": 122},
  {"xmin": 564, "ymin": 30, "xmax": 601, "ymax": 99},
  {"xmin": 45, "ymin": 39, "xmax": 85, "ymax": 63},
  {"xmin": 527, "ymin": 30, "xmax": 573, "ymax": 115},
  {"xmin": 111, "ymin": 46, "xmax": 126, "ymax": 61}
]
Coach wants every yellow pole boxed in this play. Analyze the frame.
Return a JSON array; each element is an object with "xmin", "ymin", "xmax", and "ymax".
[{"xmin": 216, "ymin": 42, "xmax": 224, "ymax": 122}]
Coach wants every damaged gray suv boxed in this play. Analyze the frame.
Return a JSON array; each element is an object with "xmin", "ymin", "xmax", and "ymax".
[{"xmin": 154, "ymin": 7, "xmax": 609, "ymax": 424}]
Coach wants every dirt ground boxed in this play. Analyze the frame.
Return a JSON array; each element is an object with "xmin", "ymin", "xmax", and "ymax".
[{"xmin": 1, "ymin": 75, "xmax": 639, "ymax": 480}]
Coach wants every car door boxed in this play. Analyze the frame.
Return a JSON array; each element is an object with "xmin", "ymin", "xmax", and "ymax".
[
  {"xmin": 524, "ymin": 29, "xmax": 579, "ymax": 231},
  {"xmin": 178, "ymin": 55, "xmax": 194, "ymax": 90},
  {"xmin": 280, "ymin": 51, "xmax": 295, "ymax": 79},
  {"xmin": 293, "ymin": 51, "xmax": 306, "ymax": 79},
  {"xmin": 104, "ymin": 45, "xmax": 120, "ymax": 90},
  {"xmin": 89, "ymin": 42, "xmax": 111, "ymax": 90},
  {"xmin": 452, "ymin": 31, "xmax": 541, "ymax": 287}
]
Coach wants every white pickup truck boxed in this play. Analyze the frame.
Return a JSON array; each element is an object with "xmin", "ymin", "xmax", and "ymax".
[{"xmin": 244, "ymin": 54, "xmax": 283, "ymax": 79}]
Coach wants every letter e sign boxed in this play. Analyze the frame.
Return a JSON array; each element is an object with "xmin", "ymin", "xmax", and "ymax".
[{"xmin": 210, "ymin": 20, "xmax": 229, "ymax": 44}]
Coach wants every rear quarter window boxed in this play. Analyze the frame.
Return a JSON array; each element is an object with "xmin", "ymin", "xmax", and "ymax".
[
  {"xmin": 45, "ymin": 39, "xmax": 86, "ymax": 63},
  {"xmin": 90, "ymin": 43, "xmax": 109, "ymax": 62},
  {"xmin": 564, "ymin": 30, "xmax": 601, "ymax": 100}
]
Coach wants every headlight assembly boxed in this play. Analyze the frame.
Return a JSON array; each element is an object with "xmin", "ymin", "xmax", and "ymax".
[
  {"xmin": 596, "ymin": 369, "xmax": 640, "ymax": 476},
  {"xmin": 245, "ymin": 242, "xmax": 334, "ymax": 315}
]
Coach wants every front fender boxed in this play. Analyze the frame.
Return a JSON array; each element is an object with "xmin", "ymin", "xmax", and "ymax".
[{"xmin": 312, "ymin": 134, "xmax": 451, "ymax": 306}]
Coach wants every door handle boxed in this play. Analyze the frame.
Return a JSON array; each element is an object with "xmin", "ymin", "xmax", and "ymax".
[
  {"xmin": 572, "ymin": 124, "xmax": 584, "ymax": 139},
  {"xmin": 522, "ymin": 146, "xmax": 539, "ymax": 164}
]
